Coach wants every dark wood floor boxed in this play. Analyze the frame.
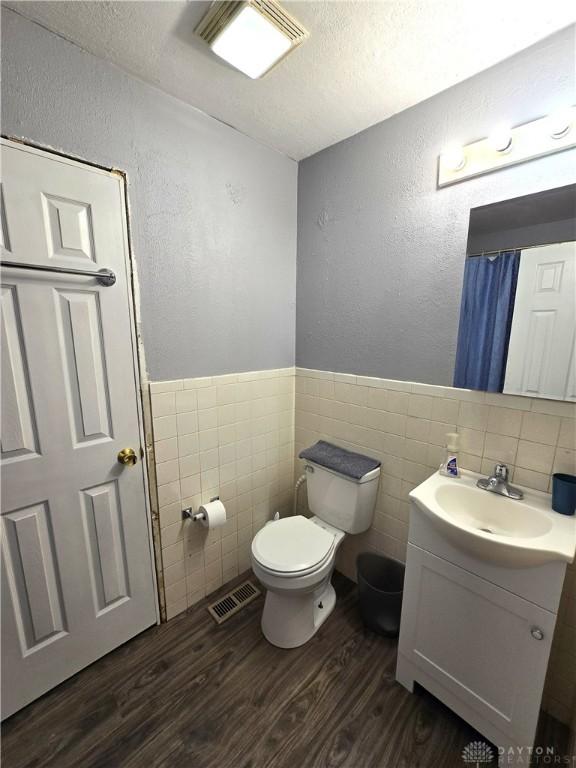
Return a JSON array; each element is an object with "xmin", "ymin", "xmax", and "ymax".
[{"xmin": 2, "ymin": 573, "xmax": 571, "ymax": 768}]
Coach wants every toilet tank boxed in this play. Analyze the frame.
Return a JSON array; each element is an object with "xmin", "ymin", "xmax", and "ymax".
[{"xmin": 304, "ymin": 461, "xmax": 380, "ymax": 534}]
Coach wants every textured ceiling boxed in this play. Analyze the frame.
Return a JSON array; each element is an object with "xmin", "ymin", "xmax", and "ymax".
[{"xmin": 5, "ymin": 0, "xmax": 576, "ymax": 159}]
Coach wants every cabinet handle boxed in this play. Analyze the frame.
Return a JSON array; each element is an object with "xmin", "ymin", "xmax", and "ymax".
[{"xmin": 530, "ymin": 627, "xmax": 544, "ymax": 641}]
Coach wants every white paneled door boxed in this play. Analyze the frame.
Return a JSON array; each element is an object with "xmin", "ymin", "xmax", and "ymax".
[
  {"xmin": 504, "ymin": 242, "xmax": 576, "ymax": 401},
  {"xmin": 0, "ymin": 139, "xmax": 157, "ymax": 719}
]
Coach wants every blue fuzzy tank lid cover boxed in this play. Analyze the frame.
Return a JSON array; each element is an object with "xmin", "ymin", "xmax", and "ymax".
[{"xmin": 299, "ymin": 440, "xmax": 380, "ymax": 481}]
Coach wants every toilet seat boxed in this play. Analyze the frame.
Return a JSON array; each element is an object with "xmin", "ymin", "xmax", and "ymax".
[{"xmin": 252, "ymin": 515, "xmax": 336, "ymax": 577}]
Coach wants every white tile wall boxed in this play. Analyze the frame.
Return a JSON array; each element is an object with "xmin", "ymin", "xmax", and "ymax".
[
  {"xmin": 150, "ymin": 368, "xmax": 295, "ymax": 620},
  {"xmin": 294, "ymin": 367, "xmax": 576, "ymax": 726},
  {"xmin": 149, "ymin": 364, "xmax": 574, "ymax": 725}
]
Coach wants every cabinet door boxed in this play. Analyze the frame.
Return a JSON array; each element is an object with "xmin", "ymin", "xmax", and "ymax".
[{"xmin": 399, "ymin": 544, "xmax": 556, "ymax": 746}]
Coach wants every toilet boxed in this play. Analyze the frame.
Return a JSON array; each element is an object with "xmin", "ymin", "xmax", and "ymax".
[{"xmin": 251, "ymin": 459, "xmax": 380, "ymax": 648}]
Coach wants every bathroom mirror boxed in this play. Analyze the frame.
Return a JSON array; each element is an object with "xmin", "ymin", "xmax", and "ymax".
[{"xmin": 454, "ymin": 184, "xmax": 576, "ymax": 401}]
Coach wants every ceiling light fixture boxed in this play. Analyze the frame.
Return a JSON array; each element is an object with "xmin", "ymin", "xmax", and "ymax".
[
  {"xmin": 196, "ymin": 0, "xmax": 308, "ymax": 80},
  {"xmin": 489, "ymin": 124, "xmax": 513, "ymax": 153}
]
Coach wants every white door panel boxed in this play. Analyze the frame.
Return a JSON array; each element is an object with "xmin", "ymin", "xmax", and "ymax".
[
  {"xmin": 1, "ymin": 285, "xmax": 39, "ymax": 460},
  {"xmin": 1, "ymin": 140, "xmax": 157, "ymax": 719},
  {"xmin": 2, "ymin": 501, "xmax": 67, "ymax": 649},
  {"xmin": 504, "ymin": 242, "xmax": 576, "ymax": 400},
  {"xmin": 2, "ymin": 146, "xmax": 122, "ymax": 270},
  {"xmin": 0, "ymin": 184, "xmax": 10, "ymax": 253},
  {"xmin": 566, "ymin": 332, "xmax": 576, "ymax": 401},
  {"xmin": 57, "ymin": 289, "xmax": 113, "ymax": 441}
]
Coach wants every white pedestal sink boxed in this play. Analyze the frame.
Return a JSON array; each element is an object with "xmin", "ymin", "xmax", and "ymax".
[{"xmin": 396, "ymin": 470, "xmax": 576, "ymax": 767}]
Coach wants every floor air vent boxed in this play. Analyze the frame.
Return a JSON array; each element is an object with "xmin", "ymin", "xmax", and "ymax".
[{"xmin": 208, "ymin": 580, "xmax": 261, "ymax": 625}]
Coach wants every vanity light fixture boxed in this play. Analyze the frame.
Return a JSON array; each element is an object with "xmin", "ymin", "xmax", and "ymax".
[
  {"xmin": 195, "ymin": 0, "xmax": 308, "ymax": 79},
  {"xmin": 438, "ymin": 106, "xmax": 576, "ymax": 187},
  {"xmin": 488, "ymin": 124, "xmax": 512, "ymax": 153}
]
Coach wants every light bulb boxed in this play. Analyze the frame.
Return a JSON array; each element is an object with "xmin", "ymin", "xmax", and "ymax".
[
  {"xmin": 442, "ymin": 144, "xmax": 466, "ymax": 171},
  {"xmin": 548, "ymin": 108, "xmax": 572, "ymax": 139},
  {"xmin": 489, "ymin": 124, "xmax": 512, "ymax": 153}
]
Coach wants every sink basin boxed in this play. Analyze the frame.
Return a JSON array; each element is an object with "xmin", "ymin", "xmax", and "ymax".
[
  {"xmin": 410, "ymin": 470, "xmax": 576, "ymax": 567},
  {"xmin": 434, "ymin": 484, "xmax": 553, "ymax": 539}
]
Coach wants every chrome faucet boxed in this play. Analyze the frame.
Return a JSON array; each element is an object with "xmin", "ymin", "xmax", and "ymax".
[{"xmin": 477, "ymin": 463, "xmax": 524, "ymax": 500}]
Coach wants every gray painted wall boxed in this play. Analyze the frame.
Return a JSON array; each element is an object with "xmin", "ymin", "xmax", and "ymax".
[
  {"xmin": 296, "ymin": 26, "xmax": 576, "ymax": 385},
  {"xmin": 1, "ymin": 8, "xmax": 297, "ymax": 381},
  {"xmin": 3, "ymin": 10, "xmax": 575, "ymax": 386}
]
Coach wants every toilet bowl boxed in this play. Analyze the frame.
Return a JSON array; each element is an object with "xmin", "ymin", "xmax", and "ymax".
[
  {"xmin": 251, "ymin": 450, "xmax": 380, "ymax": 648},
  {"xmin": 251, "ymin": 515, "xmax": 345, "ymax": 648}
]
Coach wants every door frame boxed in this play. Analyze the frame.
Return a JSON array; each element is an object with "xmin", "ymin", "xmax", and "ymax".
[{"xmin": 1, "ymin": 135, "xmax": 165, "ymax": 623}]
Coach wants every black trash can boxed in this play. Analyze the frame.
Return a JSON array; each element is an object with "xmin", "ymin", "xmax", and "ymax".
[{"xmin": 356, "ymin": 552, "xmax": 405, "ymax": 637}]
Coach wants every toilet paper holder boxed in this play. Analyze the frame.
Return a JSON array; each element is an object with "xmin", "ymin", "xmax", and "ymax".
[{"xmin": 182, "ymin": 496, "xmax": 220, "ymax": 522}]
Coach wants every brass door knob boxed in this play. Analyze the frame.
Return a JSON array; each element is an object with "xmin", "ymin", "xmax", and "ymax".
[{"xmin": 117, "ymin": 447, "xmax": 138, "ymax": 466}]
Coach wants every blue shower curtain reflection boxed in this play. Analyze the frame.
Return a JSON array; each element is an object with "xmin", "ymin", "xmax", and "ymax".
[{"xmin": 453, "ymin": 250, "xmax": 520, "ymax": 392}]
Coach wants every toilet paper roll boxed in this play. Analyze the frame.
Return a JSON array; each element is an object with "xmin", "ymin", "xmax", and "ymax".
[{"xmin": 198, "ymin": 499, "xmax": 226, "ymax": 529}]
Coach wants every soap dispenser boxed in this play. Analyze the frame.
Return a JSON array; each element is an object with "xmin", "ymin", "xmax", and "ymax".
[{"xmin": 439, "ymin": 432, "xmax": 460, "ymax": 478}]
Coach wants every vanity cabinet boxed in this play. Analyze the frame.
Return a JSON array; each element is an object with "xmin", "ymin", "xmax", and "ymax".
[{"xmin": 397, "ymin": 504, "xmax": 566, "ymax": 765}]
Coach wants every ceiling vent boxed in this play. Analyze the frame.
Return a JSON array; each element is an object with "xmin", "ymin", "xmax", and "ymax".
[{"xmin": 195, "ymin": 0, "xmax": 309, "ymax": 79}]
